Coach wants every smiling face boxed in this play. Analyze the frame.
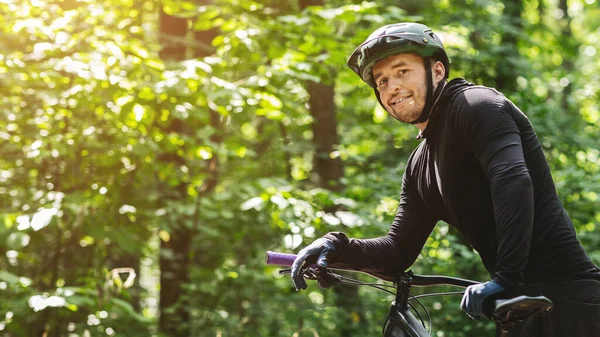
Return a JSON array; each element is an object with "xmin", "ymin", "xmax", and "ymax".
[{"xmin": 372, "ymin": 53, "xmax": 445, "ymax": 124}]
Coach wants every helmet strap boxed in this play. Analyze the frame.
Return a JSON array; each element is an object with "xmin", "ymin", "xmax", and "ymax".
[{"xmin": 410, "ymin": 57, "xmax": 436, "ymax": 125}]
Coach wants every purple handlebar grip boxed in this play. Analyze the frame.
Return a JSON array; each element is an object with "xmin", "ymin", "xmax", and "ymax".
[{"xmin": 266, "ymin": 251, "xmax": 297, "ymax": 267}]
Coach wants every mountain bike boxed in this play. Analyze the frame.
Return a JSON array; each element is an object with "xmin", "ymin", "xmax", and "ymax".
[{"xmin": 266, "ymin": 251, "xmax": 553, "ymax": 337}]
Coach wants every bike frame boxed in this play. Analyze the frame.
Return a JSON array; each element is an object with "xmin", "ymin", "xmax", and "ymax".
[
  {"xmin": 382, "ymin": 271, "xmax": 477, "ymax": 337},
  {"xmin": 384, "ymin": 305, "xmax": 430, "ymax": 337}
]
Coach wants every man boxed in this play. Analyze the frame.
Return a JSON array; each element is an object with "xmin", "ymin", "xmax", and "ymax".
[{"xmin": 290, "ymin": 23, "xmax": 600, "ymax": 336}]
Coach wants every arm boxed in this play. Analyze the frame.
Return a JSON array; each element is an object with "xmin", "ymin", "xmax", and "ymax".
[
  {"xmin": 323, "ymin": 164, "xmax": 438, "ymax": 281},
  {"xmin": 454, "ymin": 89, "xmax": 534, "ymax": 289}
]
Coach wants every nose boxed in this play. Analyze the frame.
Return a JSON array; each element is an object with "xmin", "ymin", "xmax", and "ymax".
[{"xmin": 386, "ymin": 76, "xmax": 402, "ymax": 94}]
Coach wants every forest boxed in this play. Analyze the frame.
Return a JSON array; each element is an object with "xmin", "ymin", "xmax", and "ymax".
[{"xmin": 0, "ymin": 0, "xmax": 599, "ymax": 336}]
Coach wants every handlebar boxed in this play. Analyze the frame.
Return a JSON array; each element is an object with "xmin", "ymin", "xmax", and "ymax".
[
  {"xmin": 266, "ymin": 251, "xmax": 479, "ymax": 287},
  {"xmin": 265, "ymin": 251, "xmax": 296, "ymax": 267},
  {"xmin": 266, "ymin": 250, "xmax": 553, "ymax": 331}
]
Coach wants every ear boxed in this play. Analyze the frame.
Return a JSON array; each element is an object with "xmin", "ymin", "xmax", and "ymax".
[{"xmin": 432, "ymin": 61, "xmax": 446, "ymax": 85}]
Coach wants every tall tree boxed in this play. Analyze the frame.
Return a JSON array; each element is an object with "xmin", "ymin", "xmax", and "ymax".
[
  {"xmin": 297, "ymin": 2, "xmax": 365, "ymax": 337},
  {"xmin": 157, "ymin": 2, "xmax": 221, "ymax": 336},
  {"xmin": 156, "ymin": 8, "xmax": 193, "ymax": 337},
  {"xmin": 299, "ymin": 2, "xmax": 344, "ymax": 190},
  {"xmin": 558, "ymin": 0, "xmax": 575, "ymax": 111},
  {"xmin": 496, "ymin": 0, "xmax": 523, "ymax": 92}
]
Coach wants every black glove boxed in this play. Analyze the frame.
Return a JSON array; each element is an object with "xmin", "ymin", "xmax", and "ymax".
[
  {"xmin": 460, "ymin": 280, "xmax": 505, "ymax": 319},
  {"xmin": 290, "ymin": 238, "xmax": 336, "ymax": 291}
]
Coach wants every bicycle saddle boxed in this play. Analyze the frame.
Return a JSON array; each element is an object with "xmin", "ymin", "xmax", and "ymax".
[{"xmin": 492, "ymin": 295, "xmax": 552, "ymax": 329}]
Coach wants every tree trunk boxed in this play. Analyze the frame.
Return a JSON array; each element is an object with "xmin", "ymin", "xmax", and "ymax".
[
  {"xmin": 495, "ymin": 0, "xmax": 523, "ymax": 92},
  {"xmin": 158, "ymin": 9, "xmax": 188, "ymax": 61},
  {"xmin": 559, "ymin": 0, "xmax": 575, "ymax": 112},
  {"xmin": 298, "ymin": 2, "xmax": 362, "ymax": 336},
  {"xmin": 157, "ymin": 3, "xmax": 220, "ymax": 336},
  {"xmin": 307, "ymin": 81, "xmax": 344, "ymax": 191},
  {"xmin": 157, "ymin": 9, "xmax": 192, "ymax": 337}
]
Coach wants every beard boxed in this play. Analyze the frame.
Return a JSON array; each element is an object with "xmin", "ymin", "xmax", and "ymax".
[{"xmin": 384, "ymin": 92, "xmax": 426, "ymax": 124}]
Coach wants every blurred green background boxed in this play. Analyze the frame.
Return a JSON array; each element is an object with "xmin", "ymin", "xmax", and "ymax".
[{"xmin": 0, "ymin": 0, "xmax": 599, "ymax": 336}]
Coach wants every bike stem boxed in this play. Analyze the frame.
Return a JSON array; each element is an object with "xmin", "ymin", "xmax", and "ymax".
[{"xmin": 394, "ymin": 271, "xmax": 414, "ymax": 310}]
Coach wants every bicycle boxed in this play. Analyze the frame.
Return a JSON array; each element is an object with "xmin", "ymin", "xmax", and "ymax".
[{"xmin": 266, "ymin": 251, "xmax": 553, "ymax": 337}]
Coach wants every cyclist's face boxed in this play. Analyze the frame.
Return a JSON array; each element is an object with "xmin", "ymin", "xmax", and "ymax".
[{"xmin": 373, "ymin": 53, "xmax": 444, "ymax": 124}]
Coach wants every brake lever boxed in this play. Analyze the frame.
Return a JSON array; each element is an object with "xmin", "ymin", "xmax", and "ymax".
[
  {"xmin": 279, "ymin": 267, "xmax": 343, "ymax": 289},
  {"xmin": 278, "ymin": 268, "xmax": 292, "ymax": 275},
  {"xmin": 277, "ymin": 267, "xmax": 320, "ymax": 279}
]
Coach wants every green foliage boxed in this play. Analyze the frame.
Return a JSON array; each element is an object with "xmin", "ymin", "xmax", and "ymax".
[{"xmin": 0, "ymin": 0, "xmax": 598, "ymax": 336}]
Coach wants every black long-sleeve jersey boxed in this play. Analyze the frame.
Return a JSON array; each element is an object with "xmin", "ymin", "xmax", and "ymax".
[{"xmin": 325, "ymin": 78, "xmax": 598, "ymax": 289}]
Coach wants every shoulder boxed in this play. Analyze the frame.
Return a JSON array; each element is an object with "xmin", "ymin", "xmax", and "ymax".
[
  {"xmin": 451, "ymin": 86, "xmax": 509, "ymax": 113},
  {"xmin": 439, "ymin": 78, "xmax": 508, "ymax": 112},
  {"xmin": 443, "ymin": 85, "xmax": 527, "ymax": 151},
  {"xmin": 445, "ymin": 85, "xmax": 516, "ymax": 131}
]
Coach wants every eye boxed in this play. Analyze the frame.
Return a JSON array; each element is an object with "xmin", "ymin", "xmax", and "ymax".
[
  {"xmin": 377, "ymin": 78, "xmax": 387, "ymax": 87},
  {"xmin": 398, "ymin": 69, "xmax": 409, "ymax": 75}
]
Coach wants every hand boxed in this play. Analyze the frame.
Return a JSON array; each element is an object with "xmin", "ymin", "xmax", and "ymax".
[
  {"xmin": 460, "ymin": 280, "xmax": 505, "ymax": 319},
  {"xmin": 290, "ymin": 238, "xmax": 336, "ymax": 291}
]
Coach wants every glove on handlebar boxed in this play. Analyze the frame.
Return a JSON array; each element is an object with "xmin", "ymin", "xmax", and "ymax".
[
  {"xmin": 291, "ymin": 238, "xmax": 336, "ymax": 291},
  {"xmin": 460, "ymin": 280, "xmax": 505, "ymax": 320}
]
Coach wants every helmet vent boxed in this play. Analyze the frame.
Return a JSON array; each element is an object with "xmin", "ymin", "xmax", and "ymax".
[{"xmin": 426, "ymin": 30, "xmax": 439, "ymax": 43}]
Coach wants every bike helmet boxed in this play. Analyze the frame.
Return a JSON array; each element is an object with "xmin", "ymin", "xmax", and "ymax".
[{"xmin": 347, "ymin": 23, "xmax": 449, "ymax": 124}]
